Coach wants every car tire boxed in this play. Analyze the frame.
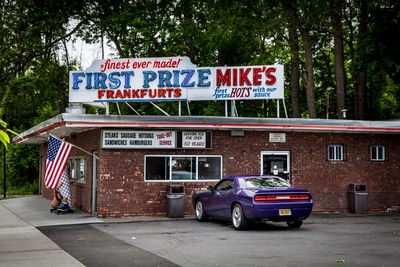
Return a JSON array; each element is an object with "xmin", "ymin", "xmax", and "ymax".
[
  {"xmin": 287, "ymin": 220, "xmax": 303, "ymax": 228},
  {"xmin": 232, "ymin": 204, "xmax": 248, "ymax": 230},
  {"xmin": 195, "ymin": 200, "xmax": 208, "ymax": 222}
]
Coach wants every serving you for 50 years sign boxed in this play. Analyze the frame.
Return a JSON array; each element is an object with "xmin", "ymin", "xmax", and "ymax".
[{"xmin": 69, "ymin": 56, "xmax": 284, "ymax": 103}]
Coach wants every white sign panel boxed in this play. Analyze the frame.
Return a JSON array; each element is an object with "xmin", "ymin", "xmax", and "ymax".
[
  {"xmin": 269, "ymin": 133, "xmax": 286, "ymax": 143},
  {"xmin": 69, "ymin": 56, "xmax": 284, "ymax": 104},
  {"xmin": 102, "ymin": 130, "xmax": 175, "ymax": 149},
  {"xmin": 182, "ymin": 132, "xmax": 206, "ymax": 148}
]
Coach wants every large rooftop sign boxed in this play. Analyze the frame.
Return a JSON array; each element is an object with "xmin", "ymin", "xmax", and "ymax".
[{"xmin": 69, "ymin": 56, "xmax": 284, "ymax": 104}]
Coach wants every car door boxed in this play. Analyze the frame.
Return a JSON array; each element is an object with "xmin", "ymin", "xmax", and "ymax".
[{"xmin": 213, "ymin": 179, "xmax": 235, "ymax": 218}]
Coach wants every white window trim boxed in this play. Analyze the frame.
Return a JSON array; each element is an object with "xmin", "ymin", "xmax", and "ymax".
[
  {"xmin": 370, "ymin": 145, "xmax": 385, "ymax": 161},
  {"xmin": 144, "ymin": 155, "xmax": 223, "ymax": 182},
  {"xmin": 69, "ymin": 156, "xmax": 87, "ymax": 183},
  {"xmin": 328, "ymin": 144, "xmax": 344, "ymax": 161},
  {"xmin": 260, "ymin": 151, "xmax": 290, "ymax": 181}
]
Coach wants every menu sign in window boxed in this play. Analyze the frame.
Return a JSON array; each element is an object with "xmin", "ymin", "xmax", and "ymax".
[{"xmin": 102, "ymin": 130, "xmax": 176, "ymax": 149}]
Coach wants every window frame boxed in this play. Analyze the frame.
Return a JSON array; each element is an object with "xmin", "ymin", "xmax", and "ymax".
[
  {"xmin": 370, "ymin": 145, "xmax": 386, "ymax": 161},
  {"xmin": 68, "ymin": 156, "xmax": 87, "ymax": 183},
  {"xmin": 260, "ymin": 151, "xmax": 291, "ymax": 181},
  {"xmin": 328, "ymin": 144, "xmax": 344, "ymax": 161},
  {"xmin": 144, "ymin": 155, "xmax": 223, "ymax": 182}
]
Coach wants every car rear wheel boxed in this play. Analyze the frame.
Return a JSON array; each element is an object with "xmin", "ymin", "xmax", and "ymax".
[
  {"xmin": 195, "ymin": 200, "xmax": 207, "ymax": 221},
  {"xmin": 287, "ymin": 219, "xmax": 303, "ymax": 228},
  {"xmin": 232, "ymin": 204, "xmax": 248, "ymax": 230}
]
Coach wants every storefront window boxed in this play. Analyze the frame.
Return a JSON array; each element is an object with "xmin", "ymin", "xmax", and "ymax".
[
  {"xmin": 198, "ymin": 157, "xmax": 221, "ymax": 180},
  {"xmin": 146, "ymin": 157, "xmax": 169, "ymax": 180},
  {"xmin": 145, "ymin": 155, "xmax": 222, "ymax": 181},
  {"xmin": 171, "ymin": 157, "xmax": 196, "ymax": 180}
]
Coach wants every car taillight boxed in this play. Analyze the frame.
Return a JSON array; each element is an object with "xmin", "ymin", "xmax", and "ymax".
[{"xmin": 254, "ymin": 194, "xmax": 310, "ymax": 202}]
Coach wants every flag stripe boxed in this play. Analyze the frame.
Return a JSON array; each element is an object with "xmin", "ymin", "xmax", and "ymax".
[
  {"xmin": 50, "ymin": 144, "xmax": 72, "ymax": 188},
  {"xmin": 49, "ymin": 143, "xmax": 71, "ymax": 188},
  {"xmin": 45, "ymin": 135, "xmax": 73, "ymax": 189}
]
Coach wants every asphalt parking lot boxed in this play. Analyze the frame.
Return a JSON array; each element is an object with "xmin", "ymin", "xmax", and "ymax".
[{"xmin": 39, "ymin": 214, "xmax": 400, "ymax": 267}]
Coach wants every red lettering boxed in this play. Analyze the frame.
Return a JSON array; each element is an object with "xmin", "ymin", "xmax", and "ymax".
[
  {"xmin": 115, "ymin": 90, "xmax": 123, "ymax": 98},
  {"xmin": 140, "ymin": 89, "xmax": 148, "ymax": 98},
  {"xmin": 253, "ymin": 68, "xmax": 262, "ymax": 85},
  {"xmin": 233, "ymin": 69, "xmax": 238, "ymax": 86},
  {"xmin": 265, "ymin": 67, "xmax": 276, "ymax": 85},
  {"xmin": 160, "ymin": 140, "xmax": 172, "ymax": 145},
  {"xmin": 216, "ymin": 69, "xmax": 231, "ymax": 86},
  {"xmin": 106, "ymin": 90, "xmax": 114, "ymax": 99},
  {"xmin": 230, "ymin": 87, "xmax": 251, "ymax": 98},
  {"xmin": 123, "ymin": 90, "xmax": 131, "ymax": 98},
  {"xmin": 239, "ymin": 68, "xmax": 251, "ymax": 86},
  {"xmin": 174, "ymin": 88, "xmax": 182, "ymax": 98},
  {"xmin": 149, "ymin": 89, "xmax": 157, "ymax": 98},
  {"xmin": 132, "ymin": 89, "xmax": 140, "ymax": 98},
  {"xmin": 100, "ymin": 59, "xmax": 111, "ymax": 72},
  {"xmin": 245, "ymin": 87, "xmax": 251, "ymax": 97},
  {"xmin": 166, "ymin": 88, "xmax": 174, "ymax": 98},
  {"xmin": 98, "ymin": 90, "xmax": 105, "ymax": 99},
  {"xmin": 158, "ymin": 89, "xmax": 166, "ymax": 98}
]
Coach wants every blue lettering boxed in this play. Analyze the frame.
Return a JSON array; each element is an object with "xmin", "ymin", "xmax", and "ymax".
[
  {"xmin": 181, "ymin": 69, "xmax": 195, "ymax": 87},
  {"xmin": 198, "ymin": 69, "xmax": 211, "ymax": 87},
  {"xmin": 85, "ymin": 73, "xmax": 92, "ymax": 89},
  {"xmin": 172, "ymin": 70, "xmax": 180, "ymax": 87},
  {"xmin": 108, "ymin": 72, "xmax": 121, "ymax": 89},
  {"xmin": 158, "ymin": 70, "xmax": 172, "ymax": 87},
  {"xmin": 121, "ymin": 71, "xmax": 135, "ymax": 88},
  {"xmin": 94, "ymin": 72, "xmax": 107, "ymax": 89},
  {"xmin": 72, "ymin": 72, "xmax": 85, "ymax": 89},
  {"xmin": 143, "ymin": 71, "xmax": 157, "ymax": 88}
]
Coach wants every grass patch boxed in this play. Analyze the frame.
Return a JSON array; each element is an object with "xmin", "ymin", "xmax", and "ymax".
[{"xmin": 2, "ymin": 180, "xmax": 38, "ymax": 195}]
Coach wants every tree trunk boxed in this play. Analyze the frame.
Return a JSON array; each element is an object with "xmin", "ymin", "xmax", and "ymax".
[
  {"xmin": 288, "ymin": 26, "xmax": 301, "ymax": 118},
  {"xmin": 298, "ymin": 25, "xmax": 317, "ymax": 118},
  {"xmin": 355, "ymin": 0, "xmax": 368, "ymax": 120},
  {"xmin": 332, "ymin": 0, "xmax": 346, "ymax": 119}
]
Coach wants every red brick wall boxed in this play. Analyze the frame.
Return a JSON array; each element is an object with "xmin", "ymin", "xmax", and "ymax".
[{"xmin": 40, "ymin": 129, "xmax": 400, "ymax": 217}]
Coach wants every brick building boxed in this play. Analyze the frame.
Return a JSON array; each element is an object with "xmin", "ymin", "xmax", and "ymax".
[{"xmin": 14, "ymin": 113, "xmax": 400, "ymax": 217}]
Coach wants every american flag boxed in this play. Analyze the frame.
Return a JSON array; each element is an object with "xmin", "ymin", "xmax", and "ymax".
[{"xmin": 45, "ymin": 135, "xmax": 73, "ymax": 189}]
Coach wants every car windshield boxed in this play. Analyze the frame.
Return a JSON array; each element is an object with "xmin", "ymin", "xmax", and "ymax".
[{"xmin": 244, "ymin": 177, "xmax": 290, "ymax": 188}]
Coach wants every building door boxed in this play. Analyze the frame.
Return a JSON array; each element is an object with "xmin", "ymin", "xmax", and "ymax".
[{"xmin": 261, "ymin": 151, "xmax": 290, "ymax": 182}]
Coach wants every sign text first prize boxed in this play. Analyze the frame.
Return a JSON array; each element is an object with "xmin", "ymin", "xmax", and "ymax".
[{"xmin": 69, "ymin": 57, "xmax": 284, "ymax": 103}]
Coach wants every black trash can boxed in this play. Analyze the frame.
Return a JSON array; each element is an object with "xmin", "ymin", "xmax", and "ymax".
[
  {"xmin": 348, "ymin": 184, "xmax": 368, "ymax": 214},
  {"xmin": 166, "ymin": 185, "xmax": 185, "ymax": 218}
]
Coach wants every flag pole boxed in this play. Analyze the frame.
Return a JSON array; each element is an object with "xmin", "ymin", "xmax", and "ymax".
[{"xmin": 50, "ymin": 134, "xmax": 100, "ymax": 160}]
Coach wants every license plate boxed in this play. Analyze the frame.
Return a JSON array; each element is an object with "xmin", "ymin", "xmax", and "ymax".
[{"xmin": 279, "ymin": 209, "xmax": 291, "ymax": 216}]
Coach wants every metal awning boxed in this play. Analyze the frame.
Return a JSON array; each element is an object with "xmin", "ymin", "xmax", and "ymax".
[{"xmin": 13, "ymin": 113, "xmax": 400, "ymax": 144}]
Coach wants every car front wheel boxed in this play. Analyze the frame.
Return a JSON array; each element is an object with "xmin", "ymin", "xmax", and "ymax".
[
  {"xmin": 232, "ymin": 204, "xmax": 248, "ymax": 230},
  {"xmin": 195, "ymin": 200, "xmax": 207, "ymax": 221}
]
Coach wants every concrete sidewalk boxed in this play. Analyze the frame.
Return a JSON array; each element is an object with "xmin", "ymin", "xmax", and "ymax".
[
  {"xmin": 0, "ymin": 200, "xmax": 84, "ymax": 267},
  {"xmin": 1, "ymin": 195, "xmax": 103, "ymax": 227}
]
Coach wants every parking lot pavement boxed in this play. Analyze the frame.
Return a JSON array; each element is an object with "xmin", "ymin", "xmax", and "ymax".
[
  {"xmin": 3, "ymin": 196, "xmax": 400, "ymax": 266},
  {"xmin": 89, "ymin": 215, "xmax": 400, "ymax": 267}
]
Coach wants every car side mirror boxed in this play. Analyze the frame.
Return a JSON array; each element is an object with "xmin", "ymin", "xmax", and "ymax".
[{"xmin": 207, "ymin": 186, "xmax": 214, "ymax": 192}]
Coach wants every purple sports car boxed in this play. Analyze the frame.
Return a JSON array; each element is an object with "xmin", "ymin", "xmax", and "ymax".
[{"xmin": 192, "ymin": 175, "xmax": 313, "ymax": 230}]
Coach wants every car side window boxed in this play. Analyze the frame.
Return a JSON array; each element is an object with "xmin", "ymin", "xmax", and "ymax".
[{"xmin": 214, "ymin": 179, "xmax": 234, "ymax": 191}]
